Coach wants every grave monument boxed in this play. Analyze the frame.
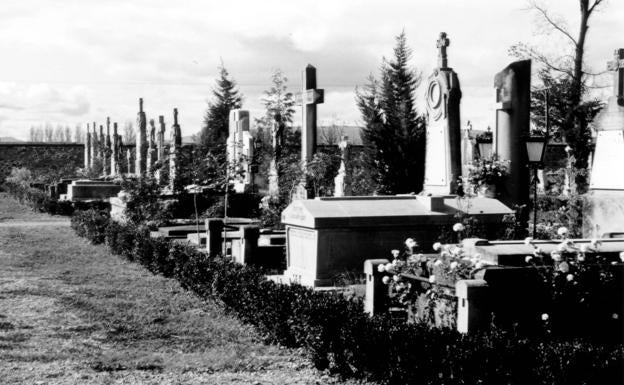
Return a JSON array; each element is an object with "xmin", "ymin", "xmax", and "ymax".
[
  {"xmin": 84, "ymin": 127, "xmax": 91, "ymax": 169},
  {"xmin": 586, "ymin": 48, "xmax": 624, "ymax": 236},
  {"xmin": 493, "ymin": 60, "xmax": 531, "ymax": 208},
  {"xmin": 169, "ymin": 108, "xmax": 182, "ymax": 191},
  {"xmin": 135, "ymin": 98, "xmax": 147, "ymax": 176},
  {"xmin": 147, "ymin": 119, "xmax": 157, "ymax": 175},
  {"xmin": 90, "ymin": 123, "xmax": 98, "ymax": 169},
  {"xmin": 423, "ymin": 32, "xmax": 462, "ymax": 194},
  {"xmin": 333, "ymin": 136, "xmax": 352, "ymax": 197},
  {"xmin": 293, "ymin": 64, "xmax": 324, "ymax": 200},
  {"xmin": 111, "ymin": 122, "xmax": 119, "ymax": 176},
  {"xmin": 156, "ymin": 115, "xmax": 166, "ymax": 184},
  {"xmin": 227, "ymin": 109, "xmax": 254, "ymax": 193}
]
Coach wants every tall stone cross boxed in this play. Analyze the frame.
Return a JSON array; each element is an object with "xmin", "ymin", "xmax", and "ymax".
[
  {"xmin": 607, "ymin": 48, "xmax": 624, "ymax": 105},
  {"xmin": 135, "ymin": 98, "xmax": 147, "ymax": 176},
  {"xmin": 156, "ymin": 115, "xmax": 166, "ymax": 184},
  {"xmin": 147, "ymin": 119, "xmax": 156, "ymax": 175},
  {"xmin": 103, "ymin": 117, "xmax": 111, "ymax": 176},
  {"xmin": 293, "ymin": 64, "xmax": 324, "ymax": 199},
  {"xmin": 301, "ymin": 64, "xmax": 324, "ymax": 167},
  {"xmin": 437, "ymin": 32, "xmax": 450, "ymax": 69}
]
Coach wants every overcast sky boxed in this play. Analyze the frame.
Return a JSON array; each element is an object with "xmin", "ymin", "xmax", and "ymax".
[{"xmin": 0, "ymin": 0, "xmax": 622, "ymax": 141}]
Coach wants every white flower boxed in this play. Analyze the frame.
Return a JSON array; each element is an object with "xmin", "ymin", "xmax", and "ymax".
[
  {"xmin": 577, "ymin": 254, "xmax": 586, "ymax": 262},
  {"xmin": 557, "ymin": 227, "xmax": 568, "ymax": 237},
  {"xmin": 620, "ymin": 251, "xmax": 624, "ymax": 263},
  {"xmin": 377, "ymin": 264, "xmax": 385, "ymax": 273},
  {"xmin": 382, "ymin": 276, "xmax": 390, "ymax": 285},
  {"xmin": 428, "ymin": 275, "xmax": 436, "ymax": 283},
  {"xmin": 525, "ymin": 256, "xmax": 533, "ymax": 263},
  {"xmin": 558, "ymin": 261, "xmax": 570, "ymax": 273},
  {"xmin": 405, "ymin": 238, "xmax": 417, "ymax": 249},
  {"xmin": 449, "ymin": 261, "xmax": 458, "ymax": 270},
  {"xmin": 453, "ymin": 223, "xmax": 465, "ymax": 232},
  {"xmin": 393, "ymin": 275, "xmax": 400, "ymax": 282},
  {"xmin": 432, "ymin": 242, "xmax": 442, "ymax": 251},
  {"xmin": 541, "ymin": 313, "xmax": 549, "ymax": 321},
  {"xmin": 524, "ymin": 237, "xmax": 534, "ymax": 245},
  {"xmin": 566, "ymin": 274, "xmax": 574, "ymax": 282},
  {"xmin": 434, "ymin": 259, "xmax": 443, "ymax": 266},
  {"xmin": 613, "ymin": 313, "xmax": 620, "ymax": 320},
  {"xmin": 384, "ymin": 263, "xmax": 395, "ymax": 274},
  {"xmin": 391, "ymin": 249, "xmax": 400, "ymax": 258},
  {"xmin": 551, "ymin": 251, "xmax": 562, "ymax": 262},
  {"xmin": 565, "ymin": 145, "xmax": 572, "ymax": 153}
]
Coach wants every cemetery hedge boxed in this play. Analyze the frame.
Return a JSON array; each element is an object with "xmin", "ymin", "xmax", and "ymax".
[{"xmin": 68, "ymin": 207, "xmax": 624, "ymax": 385}]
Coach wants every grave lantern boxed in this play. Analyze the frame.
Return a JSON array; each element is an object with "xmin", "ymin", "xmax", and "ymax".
[
  {"xmin": 476, "ymin": 130, "xmax": 493, "ymax": 159},
  {"xmin": 525, "ymin": 135, "xmax": 548, "ymax": 238}
]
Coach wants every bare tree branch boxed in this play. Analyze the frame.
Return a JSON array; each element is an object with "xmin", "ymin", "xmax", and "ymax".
[
  {"xmin": 588, "ymin": 0, "xmax": 604, "ymax": 14},
  {"xmin": 532, "ymin": 2, "xmax": 578, "ymax": 45}
]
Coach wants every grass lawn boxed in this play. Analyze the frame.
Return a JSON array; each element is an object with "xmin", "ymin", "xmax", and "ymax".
[{"xmin": 0, "ymin": 193, "xmax": 368, "ymax": 384}]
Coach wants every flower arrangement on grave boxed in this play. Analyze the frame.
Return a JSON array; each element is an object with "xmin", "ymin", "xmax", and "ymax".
[
  {"xmin": 466, "ymin": 154, "xmax": 509, "ymax": 191},
  {"xmin": 377, "ymin": 224, "xmax": 493, "ymax": 327},
  {"xmin": 523, "ymin": 227, "xmax": 623, "ymax": 336}
]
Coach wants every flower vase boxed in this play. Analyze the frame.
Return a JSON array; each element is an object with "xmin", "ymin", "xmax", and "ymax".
[{"xmin": 478, "ymin": 184, "xmax": 496, "ymax": 198}]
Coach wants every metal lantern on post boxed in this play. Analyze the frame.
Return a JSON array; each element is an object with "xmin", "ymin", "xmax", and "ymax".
[{"xmin": 525, "ymin": 135, "xmax": 548, "ymax": 238}]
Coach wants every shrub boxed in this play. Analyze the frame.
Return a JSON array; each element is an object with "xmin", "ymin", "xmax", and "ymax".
[
  {"xmin": 70, "ymin": 209, "xmax": 110, "ymax": 244},
  {"xmin": 72, "ymin": 210, "xmax": 624, "ymax": 385}
]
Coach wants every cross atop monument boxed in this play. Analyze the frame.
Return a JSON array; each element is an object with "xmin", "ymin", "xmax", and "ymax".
[
  {"xmin": 437, "ymin": 32, "xmax": 450, "ymax": 69},
  {"xmin": 607, "ymin": 48, "xmax": 624, "ymax": 104}
]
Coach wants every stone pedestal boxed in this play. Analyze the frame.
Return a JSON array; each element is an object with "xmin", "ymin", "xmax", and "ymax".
[
  {"xmin": 227, "ymin": 109, "xmax": 254, "ymax": 193},
  {"xmin": 135, "ymin": 98, "xmax": 147, "ymax": 176}
]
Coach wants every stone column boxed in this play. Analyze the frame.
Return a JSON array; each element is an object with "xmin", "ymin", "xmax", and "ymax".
[
  {"xmin": 103, "ymin": 117, "xmax": 111, "ymax": 176},
  {"xmin": 268, "ymin": 114, "xmax": 284, "ymax": 198},
  {"xmin": 135, "ymin": 98, "xmax": 147, "ymax": 176},
  {"xmin": 156, "ymin": 115, "xmax": 166, "ymax": 184},
  {"xmin": 90, "ymin": 123, "xmax": 98, "ymax": 169},
  {"xmin": 84, "ymin": 126, "xmax": 91, "ymax": 169},
  {"xmin": 111, "ymin": 122, "xmax": 119, "ymax": 176},
  {"xmin": 147, "ymin": 119, "xmax": 157, "ymax": 177},
  {"xmin": 99, "ymin": 125, "xmax": 105, "ymax": 162},
  {"xmin": 334, "ymin": 136, "xmax": 352, "ymax": 197},
  {"xmin": 494, "ymin": 59, "xmax": 531, "ymax": 208},
  {"xmin": 364, "ymin": 259, "xmax": 390, "ymax": 315},
  {"xmin": 423, "ymin": 32, "xmax": 462, "ymax": 195},
  {"xmin": 205, "ymin": 218, "xmax": 224, "ymax": 257},
  {"xmin": 227, "ymin": 109, "xmax": 253, "ymax": 193},
  {"xmin": 169, "ymin": 108, "xmax": 182, "ymax": 191},
  {"xmin": 126, "ymin": 148, "xmax": 132, "ymax": 175}
]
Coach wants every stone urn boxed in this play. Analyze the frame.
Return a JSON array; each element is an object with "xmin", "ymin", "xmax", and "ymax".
[{"xmin": 477, "ymin": 184, "xmax": 496, "ymax": 198}]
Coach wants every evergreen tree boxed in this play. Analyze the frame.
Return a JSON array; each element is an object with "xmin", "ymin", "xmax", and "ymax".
[
  {"xmin": 356, "ymin": 31, "xmax": 426, "ymax": 194},
  {"xmin": 199, "ymin": 65, "xmax": 243, "ymax": 154}
]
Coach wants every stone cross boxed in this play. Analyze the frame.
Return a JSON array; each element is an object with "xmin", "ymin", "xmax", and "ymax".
[
  {"xmin": 135, "ymin": 98, "xmax": 147, "ymax": 176},
  {"xmin": 169, "ymin": 108, "xmax": 182, "ymax": 191},
  {"xmin": 437, "ymin": 32, "xmax": 450, "ymax": 69},
  {"xmin": 156, "ymin": 115, "xmax": 166, "ymax": 184},
  {"xmin": 111, "ymin": 122, "xmax": 119, "ymax": 176},
  {"xmin": 147, "ymin": 119, "xmax": 156, "ymax": 175},
  {"xmin": 333, "ymin": 135, "xmax": 352, "ymax": 197},
  {"xmin": 84, "ymin": 125, "xmax": 91, "ymax": 169},
  {"xmin": 294, "ymin": 64, "xmax": 324, "ymax": 199},
  {"xmin": 607, "ymin": 48, "xmax": 624, "ymax": 105}
]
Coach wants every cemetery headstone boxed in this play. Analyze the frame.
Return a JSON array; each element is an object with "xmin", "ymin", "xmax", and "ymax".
[
  {"xmin": 169, "ymin": 108, "xmax": 182, "ymax": 190},
  {"xmin": 99, "ymin": 125, "xmax": 105, "ymax": 165},
  {"xmin": 227, "ymin": 109, "xmax": 254, "ymax": 193},
  {"xmin": 587, "ymin": 48, "xmax": 624, "ymax": 236},
  {"xmin": 333, "ymin": 135, "xmax": 352, "ymax": 197},
  {"xmin": 84, "ymin": 126, "xmax": 91, "ymax": 170},
  {"xmin": 493, "ymin": 60, "xmax": 531, "ymax": 207},
  {"xmin": 147, "ymin": 119, "xmax": 157, "ymax": 176},
  {"xmin": 103, "ymin": 118, "xmax": 111, "ymax": 176},
  {"xmin": 90, "ymin": 123, "xmax": 98, "ymax": 169},
  {"xmin": 135, "ymin": 98, "xmax": 147, "ymax": 176},
  {"xmin": 156, "ymin": 115, "xmax": 166, "ymax": 184},
  {"xmin": 423, "ymin": 32, "xmax": 462, "ymax": 195},
  {"xmin": 111, "ymin": 122, "xmax": 119, "ymax": 176},
  {"xmin": 293, "ymin": 64, "xmax": 324, "ymax": 200},
  {"xmin": 268, "ymin": 113, "xmax": 284, "ymax": 198}
]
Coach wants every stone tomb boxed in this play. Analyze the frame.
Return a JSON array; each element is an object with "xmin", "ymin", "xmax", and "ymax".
[
  {"xmin": 63, "ymin": 180, "xmax": 121, "ymax": 202},
  {"xmin": 281, "ymin": 195, "xmax": 512, "ymax": 287}
]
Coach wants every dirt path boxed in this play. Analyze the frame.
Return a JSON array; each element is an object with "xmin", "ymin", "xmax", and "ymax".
[{"xmin": 0, "ymin": 195, "xmax": 368, "ymax": 385}]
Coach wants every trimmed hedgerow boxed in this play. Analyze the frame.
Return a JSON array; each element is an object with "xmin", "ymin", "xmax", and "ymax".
[{"xmin": 71, "ymin": 210, "xmax": 624, "ymax": 385}]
